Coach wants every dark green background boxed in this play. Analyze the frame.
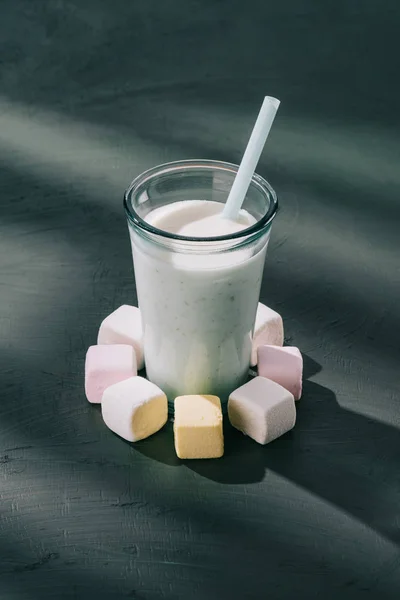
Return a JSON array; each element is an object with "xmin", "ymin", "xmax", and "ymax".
[{"xmin": 1, "ymin": 1, "xmax": 399, "ymax": 598}]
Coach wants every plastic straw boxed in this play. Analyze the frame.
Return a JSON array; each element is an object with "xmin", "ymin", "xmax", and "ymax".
[{"xmin": 222, "ymin": 96, "xmax": 280, "ymax": 220}]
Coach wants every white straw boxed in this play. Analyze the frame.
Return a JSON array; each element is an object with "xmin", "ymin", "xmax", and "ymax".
[{"xmin": 222, "ymin": 96, "xmax": 280, "ymax": 220}]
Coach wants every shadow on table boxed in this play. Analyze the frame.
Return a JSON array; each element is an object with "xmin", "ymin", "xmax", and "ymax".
[
  {"xmin": 302, "ymin": 353, "xmax": 322, "ymax": 379},
  {"xmin": 185, "ymin": 356, "xmax": 318, "ymax": 486},
  {"xmin": 81, "ymin": 351, "xmax": 400, "ymax": 550},
  {"xmin": 185, "ymin": 369, "xmax": 400, "ymax": 545},
  {"xmin": 126, "ymin": 421, "xmax": 181, "ymax": 468},
  {"xmin": 133, "ymin": 353, "xmax": 322, "ymax": 473},
  {"xmin": 135, "ymin": 352, "xmax": 322, "ymax": 481}
]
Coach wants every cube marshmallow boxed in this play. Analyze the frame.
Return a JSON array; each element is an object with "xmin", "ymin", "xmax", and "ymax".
[
  {"xmin": 228, "ymin": 376, "xmax": 296, "ymax": 445},
  {"xmin": 102, "ymin": 376, "xmax": 167, "ymax": 442},
  {"xmin": 251, "ymin": 303, "xmax": 284, "ymax": 366},
  {"xmin": 174, "ymin": 395, "xmax": 224, "ymax": 459},
  {"xmin": 98, "ymin": 305, "xmax": 144, "ymax": 370},
  {"xmin": 85, "ymin": 344, "xmax": 137, "ymax": 404},
  {"xmin": 257, "ymin": 345, "xmax": 303, "ymax": 400}
]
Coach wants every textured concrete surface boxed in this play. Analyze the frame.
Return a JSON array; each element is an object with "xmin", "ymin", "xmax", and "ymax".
[{"xmin": 1, "ymin": 1, "xmax": 400, "ymax": 598}]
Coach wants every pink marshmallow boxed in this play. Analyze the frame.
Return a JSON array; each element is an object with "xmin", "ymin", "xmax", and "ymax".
[
  {"xmin": 257, "ymin": 345, "xmax": 303, "ymax": 400},
  {"xmin": 85, "ymin": 344, "xmax": 137, "ymax": 404},
  {"xmin": 251, "ymin": 303, "xmax": 284, "ymax": 366}
]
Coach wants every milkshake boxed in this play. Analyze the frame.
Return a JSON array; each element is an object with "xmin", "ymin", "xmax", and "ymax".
[{"xmin": 124, "ymin": 160, "xmax": 277, "ymax": 407}]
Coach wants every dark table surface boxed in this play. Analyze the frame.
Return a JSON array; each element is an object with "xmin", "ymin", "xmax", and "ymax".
[{"xmin": 1, "ymin": 2, "xmax": 400, "ymax": 599}]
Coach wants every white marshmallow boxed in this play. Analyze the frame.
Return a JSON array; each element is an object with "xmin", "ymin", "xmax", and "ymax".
[
  {"xmin": 98, "ymin": 305, "xmax": 144, "ymax": 370},
  {"xmin": 101, "ymin": 376, "xmax": 167, "ymax": 442},
  {"xmin": 251, "ymin": 303, "xmax": 284, "ymax": 366},
  {"xmin": 228, "ymin": 376, "xmax": 296, "ymax": 445}
]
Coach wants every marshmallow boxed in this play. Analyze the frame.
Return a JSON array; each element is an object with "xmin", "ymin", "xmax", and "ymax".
[
  {"xmin": 102, "ymin": 376, "xmax": 167, "ymax": 442},
  {"xmin": 85, "ymin": 344, "xmax": 137, "ymax": 404},
  {"xmin": 98, "ymin": 305, "xmax": 144, "ymax": 370},
  {"xmin": 251, "ymin": 303, "xmax": 284, "ymax": 366},
  {"xmin": 228, "ymin": 376, "xmax": 296, "ymax": 445},
  {"xmin": 257, "ymin": 345, "xmax": 303, "ymax": 400},
  {"xmin": 174, "ymin": 395, "xmax": 224, "ymax": 459}
]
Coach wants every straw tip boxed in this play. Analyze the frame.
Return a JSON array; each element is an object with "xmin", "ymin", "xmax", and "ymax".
[{"xmin": 264, "ymin": 96, "xmax": 280, "ymax": 110}]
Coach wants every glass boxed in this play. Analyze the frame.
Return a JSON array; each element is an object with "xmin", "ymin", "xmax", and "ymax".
[{"xmin": 124, "ymin": 159, "xmax": 278, "ymax": 408}]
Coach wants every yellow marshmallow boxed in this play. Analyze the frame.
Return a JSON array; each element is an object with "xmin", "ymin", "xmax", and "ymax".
[{"xmin": 174, "ymin": 395, "xmax": 224, "ymax": 459}]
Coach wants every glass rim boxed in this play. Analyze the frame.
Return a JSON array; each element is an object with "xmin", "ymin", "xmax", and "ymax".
[{"xmin": 123, "ymin": 159, "xmax": 278, "ymax": 243}]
